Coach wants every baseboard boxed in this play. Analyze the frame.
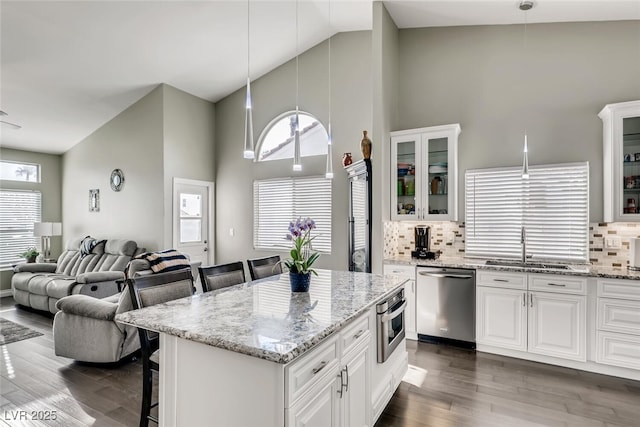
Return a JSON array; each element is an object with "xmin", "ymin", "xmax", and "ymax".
[{"xmin": 0, "ymin": 289, "xmax": 13, "ymax": 298}]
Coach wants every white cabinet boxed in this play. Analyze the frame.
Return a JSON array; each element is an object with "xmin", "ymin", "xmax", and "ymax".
[
  {"xmin": 476, "ymin": 271, "xmax": 586, "ymax": 362},
  {"xmin": 476, "ymin": 286, "xmax": 527, "ymax": 351},
  {"xmin": 390, "ymin": 124, "xmax": 460, "ymax": 221},
  {"xmin": 383, "ymin": 264, "xmax": 416, "ymax": 340},
  {"xmin": 596, "ymin": 278, "xmax": 640, "ymax": 370},
  {"xmin": 599, "ymin": 99, "xmax": 640, "ymax": 222},
  {"xmin": 287, "ymin": 313, "xmax": 372, "ymax": 427},
  {"xmin": 528, "ymin": 292, "xmax": 586, "ymax": 361}
]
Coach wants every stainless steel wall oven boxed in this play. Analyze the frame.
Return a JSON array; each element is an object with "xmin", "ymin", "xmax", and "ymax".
[{"xmin": 376, "ymin": 288, "xmax": 407, "ymax": 363}]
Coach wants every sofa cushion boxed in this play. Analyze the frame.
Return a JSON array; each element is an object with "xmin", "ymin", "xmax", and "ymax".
[
  {"xmin": 27, "ymin": 274, "xmax": 72, "ymax": 295},
  {"xmin": 12, "ymin": 272, "xmax": 37, "ymax": 291},
  {"xmin": 55, "ymin": 238, "xmax": 138, "ymax": 276},
  {"xmin": 47, "ymin": 277, "xmax": 80, "ymax": 299}
]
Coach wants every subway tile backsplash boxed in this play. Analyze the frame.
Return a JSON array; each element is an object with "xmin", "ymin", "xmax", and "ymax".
[{"xmin": 383, "ymin": 221, "xmax": 640, "ymax": 267}]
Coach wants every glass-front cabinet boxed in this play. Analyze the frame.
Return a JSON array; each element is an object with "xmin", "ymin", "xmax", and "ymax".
[
  {"xmin": 390, "ymin": 124, "xmax": 460, "ymax": 221},
  {"xmin": 600, "ymin": 100, "xmax": 640, "ymax": 222}
]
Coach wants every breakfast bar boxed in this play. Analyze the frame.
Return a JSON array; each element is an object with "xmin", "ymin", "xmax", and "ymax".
[{"xmin": 116, "ymin": 269, "xmax": 409, "ymax": 426}]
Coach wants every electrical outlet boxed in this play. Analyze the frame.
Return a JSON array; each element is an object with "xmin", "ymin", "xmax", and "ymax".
[
  {"xmin": 604, "ymin": 236, "xmax": 622, "ymax": 249},
  {"xmin": 446, "ymin": 232, "xmax": 455, "ymax": 244},
  {"xmin": 229, "ymin": 228, "xmax": 235, "ymax": 237}
]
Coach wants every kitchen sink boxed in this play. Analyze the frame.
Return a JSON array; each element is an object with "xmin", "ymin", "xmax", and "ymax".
[{"xmin": 484, "ymin": 260, "xmax": 571, "ymax": 270}]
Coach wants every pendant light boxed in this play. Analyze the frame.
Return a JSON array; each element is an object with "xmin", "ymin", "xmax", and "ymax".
[
  {"xmin": 243, "ymin": 0, "xmax": 255, "ymax": 160},
  {"xmin": 520, "ymin": 0, "xmax": 533, "ymax": 179},
  {"xmin": 293, "ymin": 0, "xmax": 302, "ymax": 171},
  {"xmin": 325, "ymin": 0, "xmax": 334, "ymax": 179}
]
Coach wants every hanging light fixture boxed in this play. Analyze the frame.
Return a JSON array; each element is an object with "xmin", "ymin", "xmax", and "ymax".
[
  {"xmin": 293, "ymin": 0, "xmax": 302, "ymax": 171},
  {"xmin": 520, "ymin": 0, "xmax": 533, "ymax": 179},
  {"xmin": 325, "ymin": 0, "xmax": 334, "ymax": 179},
  {"xmin": 243, "ymin": 0, "xmax": 255, "ymax": 160}
]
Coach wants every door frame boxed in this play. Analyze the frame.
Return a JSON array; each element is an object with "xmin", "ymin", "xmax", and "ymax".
[{"xmin": 172, "ymin": 177, "xmax": 215, "ymax": 266}]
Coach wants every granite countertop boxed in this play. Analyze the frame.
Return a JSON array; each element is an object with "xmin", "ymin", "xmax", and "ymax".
[
  {"xmin": 384, "ymin": 256, "xmax": 640, "ymax": 280},
  {"xmin": 115, "ymin": 269, "xmax": 407, "ymax": 364}
]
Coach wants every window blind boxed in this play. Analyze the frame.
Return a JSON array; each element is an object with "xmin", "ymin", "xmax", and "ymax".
[
  {"xmin": 254, "ymin": 176, "xmax": 331, "ymax": 253},
  {"xmin": 465, "ymin": 162, "xmax": 589, "ymax": 263},
  {"xmin": 0, "ymin": 190, "xmax": 42, "ymax": 269}
]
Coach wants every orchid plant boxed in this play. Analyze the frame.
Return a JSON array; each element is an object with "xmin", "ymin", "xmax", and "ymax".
[{"xmin": 282, "ymin": 217, "xmax": 320, "ymax": 275}]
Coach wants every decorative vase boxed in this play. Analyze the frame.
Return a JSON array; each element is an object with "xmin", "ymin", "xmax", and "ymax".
[
  {"xmin": 361, "ymin": 130, "xmax": 372, "ymax": 159},
  {"xmin": 26, "ymin": 256, "xmax": 36, "ymax": 263},
  {"xmin": 342, "ymin": 153, "xmax": 353, "ymax": 167},
  {"xmin": 289, "ymin": 271, "xmax": 311, "ymax": 292}
]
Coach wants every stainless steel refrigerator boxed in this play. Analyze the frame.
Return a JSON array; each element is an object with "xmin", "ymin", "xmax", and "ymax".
[{"xmin": 346, "ymin": 159, "xmax": 372, "ymax": 272}]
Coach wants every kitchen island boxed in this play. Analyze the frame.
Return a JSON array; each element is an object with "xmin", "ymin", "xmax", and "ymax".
[{"xmin": 116, "ymin": 269, "xmax": 409, "ymax": 426}]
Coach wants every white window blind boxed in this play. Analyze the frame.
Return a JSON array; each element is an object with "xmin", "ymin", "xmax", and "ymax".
[
  {"xmin": 465, "ymin": 162, "xmax": 589, "ymax": 263},
  {"xmin": 254, "ymin": 176, "xmax": 331, "ymax": 253},
  {"xmin": 0, "ymin": 190, "xmax": 42, "ymax": 269}
]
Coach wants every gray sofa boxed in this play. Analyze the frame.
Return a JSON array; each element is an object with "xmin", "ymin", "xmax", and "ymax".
[{"xmin": 12, "ymin": 237, "xmax": 141, "ymax": 313}]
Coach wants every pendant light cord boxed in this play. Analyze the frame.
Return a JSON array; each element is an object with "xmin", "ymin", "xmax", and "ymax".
[
  {"xmin": 328, "ymin": 0, "xmax": 331, "ymax": 127},
  {"xmin": 296, "ymin": 0, "xmax": 299, "ymax": 114},
  {"xmin": 247, "ymin": 0, "xmax": 250, "ymax": 79}
]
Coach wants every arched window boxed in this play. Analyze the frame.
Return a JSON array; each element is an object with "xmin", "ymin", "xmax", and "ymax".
[{"xmin": 256, "ymin": 111, "xmax": 328, "ymax": 162}]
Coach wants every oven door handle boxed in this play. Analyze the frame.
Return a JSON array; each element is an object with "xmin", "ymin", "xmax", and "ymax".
[
  {"xmin": 418, "ymin": 272, "xmax": 474, "ymax": 279},
  {"xmin": 380, "ymin": 300, "xmax": 407, "ymax": 323}
]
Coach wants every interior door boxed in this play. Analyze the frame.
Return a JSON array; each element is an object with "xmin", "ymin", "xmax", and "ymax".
[{"xmin": 173, "ymin": 179, "xmax": 214, "ymax": 267}]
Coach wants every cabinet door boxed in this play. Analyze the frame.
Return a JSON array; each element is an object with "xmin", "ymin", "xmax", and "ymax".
[
  {"xmin": 341, "ymin": 345, "xmax": 370, "ymax": 427},
  {"xmin": 476, "ymin": 287, "xmax": 527, "ymax": 351},
  {"xmin": 391, "ymin": 133, "xmax": 422, "ymax": 220},
  {"xmin": 421, "ymin": 124, "xmax": 460, "ymax": 221},
  {"xmin": 288, "ymin": 375, "xmax": 340, "ymax": 427},
  {"xmin": 528, "ymin": 292, "xmax": 586, "ymax": 361}
]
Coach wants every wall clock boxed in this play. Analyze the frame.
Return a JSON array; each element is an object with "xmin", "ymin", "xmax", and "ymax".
[{"xmin": 110, "ymin": 169, "xmax": 125, "ymax": 192}]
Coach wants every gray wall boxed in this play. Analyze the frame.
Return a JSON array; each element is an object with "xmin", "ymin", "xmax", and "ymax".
[
  {"xmin": 0, "ymin": 148, "xmax": 62, "ymax": 290},
  {"xmin": 215, "ymin": 31, "xmax": 372, "ymax": 269},
  {"xmin": 372, "ymin": 2, "xmax": 399, "ymax": 273},
  {"xmin": 397, "ymin": 20, "xmax": 640, "ymax": 222},
  {"xmin": 162, "ymin": 84, "xmax": 216, "ymax": 248},
  {"xmin": 63, "ymin": 86, "xmax": 165, "ymax": 252},
  {"xmin": 62, "ymin": 84, "xmax": 216, "ymax": 253}
]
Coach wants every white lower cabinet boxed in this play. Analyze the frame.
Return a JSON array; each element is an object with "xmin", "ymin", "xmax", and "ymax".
[
  {"xmin": 596, "ymin": 278, "xmax": 640, "ymax": 370},
  {"xmin": 476, "ymin": 286, "xmax": 527, "ymax": 351},
  {"xmin": 528, "ymin": 292, "xmax": 586, "ymax": 361},
  {"xmin": 477, "ymin": 272, "xmax": 586, "ymax": 362},
  {"xmin": 287, "ymin": 313, "xmax": 372, "ymax": 427}
]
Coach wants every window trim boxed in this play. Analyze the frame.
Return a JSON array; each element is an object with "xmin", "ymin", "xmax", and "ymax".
[{"xmin": 0, "ymin": 160, "xmax": 41, "ymax": 183}]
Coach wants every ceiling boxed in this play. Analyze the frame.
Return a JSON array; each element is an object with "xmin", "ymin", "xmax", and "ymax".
[{"xmin": 1, "ymin": 0, "xmax": 638, "ymax": 155}]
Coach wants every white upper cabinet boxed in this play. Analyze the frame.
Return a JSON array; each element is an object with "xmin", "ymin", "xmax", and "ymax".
[
  {"xmin": 599, "ymin": 100, "xmax": 640, "ymax": 222},
  {"xmin": 390, "ymin": 124, "xmax": 460, "ymax": 221}
]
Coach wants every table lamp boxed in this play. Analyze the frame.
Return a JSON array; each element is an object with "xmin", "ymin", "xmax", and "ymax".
[{"xmin": 34, "ymin": 222, "xmax": 62, "ymax": 262}]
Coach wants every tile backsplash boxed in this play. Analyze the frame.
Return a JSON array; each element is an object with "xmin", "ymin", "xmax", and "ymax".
[{"xmin": 383, "ymin": 221, "xmax": 640, "ymax": 267}]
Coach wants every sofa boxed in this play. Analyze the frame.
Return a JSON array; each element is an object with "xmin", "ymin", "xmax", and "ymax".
[{"xmin": 12, "ymin": 237, "xmax": 141, "ymax": 313}]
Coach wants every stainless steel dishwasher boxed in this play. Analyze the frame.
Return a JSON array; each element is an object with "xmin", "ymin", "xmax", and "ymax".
[{"xmin": 416, "ymin": 266, "xmax": 476, "ymax": 348}]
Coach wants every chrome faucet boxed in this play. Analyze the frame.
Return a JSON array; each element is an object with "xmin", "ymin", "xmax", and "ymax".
[{"xmin": 521, "ymin": 226, "xmax": 527, "ymax": 264}]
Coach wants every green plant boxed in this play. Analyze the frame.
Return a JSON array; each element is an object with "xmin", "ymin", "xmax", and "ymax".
[
  {"xmin": 282, "ymin": 217, "xmax": 320, "ymax": 275},
  {"xmin": 20, "ymin": 247, "xmax": 39, "ymax": 259}
]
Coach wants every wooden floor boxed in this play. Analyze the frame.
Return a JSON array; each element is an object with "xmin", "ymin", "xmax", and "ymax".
[{"xmin": 1, "ymin": 297, "xmax": 639, "ymax": 427}]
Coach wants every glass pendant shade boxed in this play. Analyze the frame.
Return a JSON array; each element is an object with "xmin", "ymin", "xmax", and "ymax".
[
  {"xmin": 522, "ymin": 134, "xmax": 529, "ymax": 179},
  {"xmin": 243, "ymin": 77, "xmax": 255, "ymax": 159},
  {"xmin": 325, "ymin": 123, "xmax": 333, "ymax": 178},
  {"xmin": 293, "ymin": 110, "xmax": 302, "ymax": 171}
]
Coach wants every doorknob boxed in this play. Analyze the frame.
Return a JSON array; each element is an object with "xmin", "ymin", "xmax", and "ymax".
[
  {"xmin": 204, "ymin": 240, "xmax": 208, "ymax": 244},
  {"xmin": 204, "ymin": 248, "xmax": 208, "ymax": 252}
]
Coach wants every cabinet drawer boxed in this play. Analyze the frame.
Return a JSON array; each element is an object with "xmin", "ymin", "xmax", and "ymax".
[
  {"xmin": 597, "ymin": 279, "xmax": 640, "ymax": 301},
  {"xmin": 596, "ymin": 331, "xmax": 640, "ymax": 370},
  {"xmin": 340, "ymin": 314, "xmax": 370, "ymax": 357},
  {"xmin": 286, "ymin": 338, "xmax": 339, "ymax": 405},
  {"xmin": 598, "ymin": 298, "xmax": 640, "ymax": 336},
  {"xmin": 384, "ymin": 264, "xmax": 416, "ymax": 280},
  {"xmin": 528, "ymin": 274, "xmax": 587, "ymax": 295},
  {"xmin": 477, "ymin": 271, "xmax": 526, "ymax": 290}
]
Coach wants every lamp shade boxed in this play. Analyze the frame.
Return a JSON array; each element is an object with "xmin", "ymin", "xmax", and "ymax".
[{"xmin": 34, "ymin": 222, "xmax": 62, "ymax": 237}]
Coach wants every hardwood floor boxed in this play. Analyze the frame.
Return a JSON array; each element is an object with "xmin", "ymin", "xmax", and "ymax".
[{"xmin": 1, "ymin": 296, "xmax": 639, "ymax": 426}]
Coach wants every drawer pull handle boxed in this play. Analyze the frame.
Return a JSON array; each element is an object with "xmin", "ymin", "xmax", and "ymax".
[
  {"xmin": 312, "ymin": 361, "xmax": 327, "ymax": 375},
  {"xmin": 354, "ymin": 329, "xmax": 366, "ymax": 339},
  {"xmin": 547, "ymin": 283, "xmax": 566, "ymax": 287},
  {"xmin": 493, "ymin": 278, "xmax": 509, "ymax": 282},
  {"xmin": 392, "ymin": 270, "xmax": 403, "ymax": 273}
]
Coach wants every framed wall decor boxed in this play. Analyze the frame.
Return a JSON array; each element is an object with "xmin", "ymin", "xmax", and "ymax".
[
  {"xmin": 89, "ymin": 189, "xmax": 100, "ymax": 212},
  {"xmin": 110, "ymin": 168, "xmax": 124, "ymax": 191}
]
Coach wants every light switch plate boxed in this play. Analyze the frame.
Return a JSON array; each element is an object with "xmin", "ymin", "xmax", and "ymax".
[{"xmin": 604, "ymin": 236, "xmax": 622, "ymax": 249}]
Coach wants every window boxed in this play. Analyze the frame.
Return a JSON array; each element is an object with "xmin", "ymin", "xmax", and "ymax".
[
  {"xmin": 0, "ymin": 190, "xmax": 42, "ymax": 269},
  {"xmin": 465, "ymin": 162, "xmax": 589, "ymax": 263},
  {"xmin": 0, "ymin": 161, "xmax": 40, "ymax": 183},
  {"xmin": 253, "ymin": 177, "xmax": 331, "ymax": 253},
  {"xmin": 257, "ymin": 111, "xmax": 328, "ymax": 162}
]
